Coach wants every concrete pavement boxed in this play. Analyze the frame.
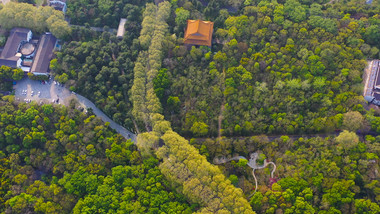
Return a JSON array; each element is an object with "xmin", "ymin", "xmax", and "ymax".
[
  {"xmin": 76, "ymin": 94, "xmax": 136, "ymax": 142},
  {"xmin": 14, "ymin": 77, "xmax": 71, "ymax": 105}
]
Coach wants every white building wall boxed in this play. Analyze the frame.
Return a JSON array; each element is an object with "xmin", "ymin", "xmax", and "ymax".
[
  {"xmin": 17, "ymin": 58, "xmax": 22, "ymax": 68},
  {"xmin": 27, "ymin": 31, "xmax": 32, "ymax": 42},
  {"xmin": 21, "ymin": 66, "xmax": 30, "ymax": 72},
  {"xmin": 32, "ymin": 72, "xmax": 48, "ymax": 76}
]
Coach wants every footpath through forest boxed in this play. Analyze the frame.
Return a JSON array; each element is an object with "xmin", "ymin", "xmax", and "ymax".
[{"xmin": 69, "ymin": 24, "xmax": 117, "ymax": 33}]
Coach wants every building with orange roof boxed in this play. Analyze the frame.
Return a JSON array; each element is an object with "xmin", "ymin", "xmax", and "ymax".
[{"xmin": 184, "ymin": 20, "xmax": 214, "ymax": 47}]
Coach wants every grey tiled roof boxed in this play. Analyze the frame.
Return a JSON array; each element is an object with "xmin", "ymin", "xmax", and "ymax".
[{"xmin": 30, "ymin": 33, "xmax": 57, "ymax": 74}]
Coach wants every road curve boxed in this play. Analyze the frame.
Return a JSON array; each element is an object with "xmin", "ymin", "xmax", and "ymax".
[{"xmin": 76, "ymin": 94, "xmax": 136, "ymax": 143}]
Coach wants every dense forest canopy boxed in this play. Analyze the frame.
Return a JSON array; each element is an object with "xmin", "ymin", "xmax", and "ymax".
[
  {"xmin": 66, "ymin": 0, "xmax": 149, "ymax": 28},
  {"xmin": 190, "ymin": 132, "xmax": 380, "ymax": 213},
  {"xmin": 52, "ymin": 0, "xmax": 380, "ymax": 212},
  {"xmin": 158, "ymin": 0, "xmax": 380, "ymax": 138},
  {"xmin": 0, "ymin": 97, "xmax": 193, "ymax": 213},
  {"xmin": 53, "ymin": 0, "xmax": 380, "ymax": 138},
  {"xmin": 1, "ymin": 0, "xmax": 380, "ymax": 213}
]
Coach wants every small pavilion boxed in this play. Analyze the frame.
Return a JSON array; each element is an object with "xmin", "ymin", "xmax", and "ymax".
[{"xmin": 184, "ymin": 20, "xmax": 214, "ymax": 47}]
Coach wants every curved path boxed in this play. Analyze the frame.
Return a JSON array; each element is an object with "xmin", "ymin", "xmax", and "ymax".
[
  {"xmin": 214, "ymin": 152, "xmax": 277, "ymax": 198},
  {"xmin": 249, "ymin": 160, "xmax": 276, "ymax": 197},
  {"xmin": 213, "ymin": 155, "xmax": 247, "ymax": 165},
  {"xmin": 13, "ymin": 78, "xmax": 136, "ymax": 143},
  {"xmin": 76, "ymin": 94, "xmax": 136, "ymax": 142}
]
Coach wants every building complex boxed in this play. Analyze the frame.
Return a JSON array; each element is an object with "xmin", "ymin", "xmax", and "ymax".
[{"xmin": 0, "ymin": 28, "xmax": 57, "ymax": 75}]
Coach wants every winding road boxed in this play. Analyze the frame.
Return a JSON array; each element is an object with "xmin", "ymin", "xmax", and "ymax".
[
  {"xmin": 76, "ymin": 94, "xmax": 136, "ymax": 142},
  {"xmin": 13, "ymin": 78, "xmax": 136, "ymax": 143}
]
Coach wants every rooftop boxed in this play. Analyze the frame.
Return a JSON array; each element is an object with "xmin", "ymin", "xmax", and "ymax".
[
  {"xmin": 20, "ymin": 42, "xmax": 36, "ymax": 56},
  {"xmin": 30, "ymin": 33, "xmax": 57, "ymax": 74},
  {"xmin": 0, "ymin": 28, "xmax": 30, "ymax": 59},
  {"xmin": 184, "ymin": 20, "xmax": 214, "ymax": 47},
  {"xmin": 0, "ymin": 58, "xmax": 18, "ymax": 68}
]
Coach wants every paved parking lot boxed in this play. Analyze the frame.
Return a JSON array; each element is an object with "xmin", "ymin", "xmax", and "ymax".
[{"xmin": 14, "ymin": 77, "xmax": 73, "ymax": 105}]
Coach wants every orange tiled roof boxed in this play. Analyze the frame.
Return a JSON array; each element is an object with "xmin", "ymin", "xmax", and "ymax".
[{"xmin": 184, "ymin": 20, "xmax": 214, "ymax": 46}]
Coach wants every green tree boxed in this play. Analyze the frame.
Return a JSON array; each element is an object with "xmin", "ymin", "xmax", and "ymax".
[
  {"xmin": 322, "ymin": 180, "xmax": 355, "ymax": 209},
  {"xmin": 335, "ymin": 130, "xmax": 359, "ymax": 152},
  {"xmin": 57, "ymin": 73, "xmax": 69, "ymax": 83},
  {"xmin": 167, "ymin": 96, "xmax": 180, "ymax": 112},
  {"xmin": 284, "ymin": 0, "xmax": 306, "ymax": 23},
  {"xmin": 236, "ymin": 158, "xmax": 248, "ymax": 167},
  {"xmin": 250, "ymin": 192, "xmax": 263, "ymax": 211},
  {"xmin": 12, "ymin": 69, "xmax": 24, "ymax": 81},
  {"xmin": 354, "ymin": 199, "xmax": 380, "ymax": 214},
  {"xmin": 175, "ymin": 7, "xmax": 190, "ymax": 29},
  {"xmin": 365, "ymin": 25, "xmax": 380, "ymax": 46},
  {"xmin": 58, "ymin": 168, "xmax": 102, "ymax": 198},
  {"xmin": 341, "ymin": 111, "xmax": 364, "ymax": 132},
  {"xmin": 190, "ymin": 121, "xmax": 209, "ymax": 137},
  {"xmin": 98, "ymin": 0, "xmax": 114, "ymax": 12},
  {"xmin": 7, "ymin": 193, "xmax": 36, "ymax": 213}
]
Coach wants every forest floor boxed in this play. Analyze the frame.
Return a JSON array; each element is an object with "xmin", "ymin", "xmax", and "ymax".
[{"xmin": 13, "ymin": 77, "xmax": 136, "ymax": 142}]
